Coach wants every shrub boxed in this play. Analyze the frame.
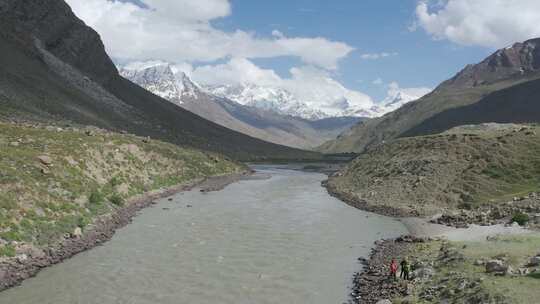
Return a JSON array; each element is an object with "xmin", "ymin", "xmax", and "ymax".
[
  {"xmin": 109, "ymin": 194, "xmax": 124, "ymax": 206},
  {"xmin": 109, "ymin": 176, "xmax": 122, "ymax": 187},
  {"xmin": 0, "ymin": 245, "xmax": 16, "ymax": 257},
  {"xmin": 511, "ymin": 212, "xmax": 529, "ymax": 226},
  {"xmin": 89, "ymin": 190, "xmax": 104, "ymax": 205}
]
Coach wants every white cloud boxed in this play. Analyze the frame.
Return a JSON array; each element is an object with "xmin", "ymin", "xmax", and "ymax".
[
  {"xmin": 189, "ymin": 58, "xmax": 374, "ymax": 115},
  {"xmin": 386, "ymin": 81, "xmax": 432, "ymax": 101},
  {"xmin": 415, "ymin": 0, "xmax": 540, "ymax": 48},
  {"xmin": 65, "ymin": 0, "xmax": 353, "ymax": 69},
  {"xmin": 360, "ymin": 52, "xmax": 398, "ymax": 60},
  {"xmin": 191, "ymin": 58, "xmax": 281, "ymax": 86},
  {"xmin": 372, "ymin": 78, "xmax": 383, "ymax": 85}
]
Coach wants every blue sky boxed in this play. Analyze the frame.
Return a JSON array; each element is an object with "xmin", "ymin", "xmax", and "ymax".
[
  {"xmin": 67, "ymin": 0, "xmax": 540, "ymax": 110},
  {"xmin": 216, "ymin": 0, "xmax": 492, "ymax": 100}
]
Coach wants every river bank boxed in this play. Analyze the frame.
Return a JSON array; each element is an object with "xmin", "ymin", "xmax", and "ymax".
[
  {"xmin": 0, "ymin": 167, "xmax": 406, "ymax": 304},
  {"xmin": 0, "ymin": 171, "xmax": 252, "ymax": 291},
  {"xmin": 327, "ymin": 190, "xmax": 540, "ymax": 303}
]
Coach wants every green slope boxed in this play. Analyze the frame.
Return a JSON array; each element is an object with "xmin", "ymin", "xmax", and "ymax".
[
  {"xmin": 326, "ymin": 124, "xmax": 540, "ymax": 216},
  {"xmin": 0, "ymin": 122, "xmax": 244, "ymax": 255}
]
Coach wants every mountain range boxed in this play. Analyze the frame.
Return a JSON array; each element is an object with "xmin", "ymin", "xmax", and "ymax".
[
  {"xmin": 319, "ymin": 38, "xmax": 540, "ymax": 153},
  {"xmin": 119, "ymin": 62, "xmax": 430, "ymax": 149},
  {"xmin": 0, "ymin": 0, "xmax": 319, "ymax": 161},
  {"xmin": 119, "ymin": 63, "xmax": 362, "ymax": 149}
]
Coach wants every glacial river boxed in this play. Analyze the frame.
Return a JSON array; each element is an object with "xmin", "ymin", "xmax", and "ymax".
[{"xmin": 0, "ymin": 166, "xmax": 406, "ymax": 304}]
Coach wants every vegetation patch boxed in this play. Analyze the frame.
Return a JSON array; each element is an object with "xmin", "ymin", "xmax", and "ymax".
[
  {"xmin": 327, "ymin": 124, "xmax": 540, "ymax": 216},
  {"xmin": 0, "ymin": 122, "xmax": 244, "ymax": 254}
]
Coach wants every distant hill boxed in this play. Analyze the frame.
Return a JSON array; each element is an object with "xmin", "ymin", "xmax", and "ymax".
[
  {"xmin": 0, "ymin": 0, "xmax": 320, "ymax": 161},
  {"xmin": 319, "ymin": 38, "xmax": 540, "ymax": 153},
  {"xmin": 119, "ymin": 63, "xmax": 361, "ymax": 149}
]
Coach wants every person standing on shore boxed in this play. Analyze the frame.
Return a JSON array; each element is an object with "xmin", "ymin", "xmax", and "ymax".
[
  {"xmin": 390, "ymin": 259, "xmax": 398, "ymax": 280},
  {"xmin": 400, "ymin": 258, "xmax": 410, "ymax": 280}
]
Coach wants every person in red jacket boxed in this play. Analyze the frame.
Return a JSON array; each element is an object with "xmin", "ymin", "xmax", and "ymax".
[{"xmin": 390, "ymin": 259, "xmax": 398, "ymax": 280}]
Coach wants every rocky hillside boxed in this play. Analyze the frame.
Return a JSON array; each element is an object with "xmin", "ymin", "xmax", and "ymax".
[
  {"xmin": 0, "ymin": 0, "xmax": 320, "ymax": 161},
  {"xmin": 0, "ymin": 122, "xmax": 244, "ymax": 259},
  {"xmin": 326, "ymin": 124, "xmax": 540, "ymax": 217},
  {"xmin": 119, "ymin": 63, "xmax": 361, "ymax": 149},
  {"xmin": 319, "ymin": 38, "xmax": 540, "ymax": 153}
]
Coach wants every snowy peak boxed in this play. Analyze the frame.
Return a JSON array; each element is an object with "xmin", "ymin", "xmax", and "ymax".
[
  {"xmin": 205, "ymin": 84, "xmax": 328, "ymax": 120},
  {"xmin": 120, "ymin": 62, "xmax": 430, "ymax": 121},
  {"xmin": 119, "ymin": 63, "xmax": 202, "ymax": 104}
]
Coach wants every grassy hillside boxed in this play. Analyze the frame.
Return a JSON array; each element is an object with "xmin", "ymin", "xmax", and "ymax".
[
  {"xmin": 326, "ymin": 124, "xmax": 540, "ymax": 216},
  {"xmin": 0, "ymin": 122, "xmax": 244, "ymax": 256}
]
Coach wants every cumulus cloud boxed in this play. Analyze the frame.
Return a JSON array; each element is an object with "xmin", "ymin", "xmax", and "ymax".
[
  {"xmin": 415, "ymin": 0, "xmax": 540, "ymax": 48},
  {"xmin": 188, "ymin": 58, "xmax": 374, "ymax": 115},
  {"xmin": 360, "ymin": 52, "xmax": 398, "ymax": 60},
  {"xmin": 190, "ymin": 58, "xmax": 281, "ymax": 86},
  {"xmin": 65, "ymin": 0, "xmax": 353, "ymax": 69}
]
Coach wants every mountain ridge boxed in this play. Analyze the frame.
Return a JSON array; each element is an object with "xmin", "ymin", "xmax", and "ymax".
[
  {"xmin": 319, "ymin": 37, "xmax": 540, "ymax": 153},
  {"xmin": 119, "ymin": 63, "xmax": 362, "ymax": 149},
  {"xmin": 0, "ymin": 0, "xmax": 320, "ymax": 161}
]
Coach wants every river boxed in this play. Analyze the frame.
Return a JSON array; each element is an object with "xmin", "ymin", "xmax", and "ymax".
[{"xmin": 0, "ymin": 166, "xmax": 406, "ymax": 304}]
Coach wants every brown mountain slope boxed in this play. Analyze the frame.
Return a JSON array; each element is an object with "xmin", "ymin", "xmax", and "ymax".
[
  {"xmin": 319, "ymin": 38, "xmax": 540, "ymax": 153},
  {"xmin": 0, "ymin": 0, "xmax": 320, "ymax": 161}
]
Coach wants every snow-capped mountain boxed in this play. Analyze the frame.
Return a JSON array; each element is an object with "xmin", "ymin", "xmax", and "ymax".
[
  {"xmin": 205, "ymin": 83, "xmax": 430, "ymax": 120},
  {"xmin": 343, "ymin": 86, "xmax": 431, "ymax": 117},
  {"xmin": 119, "ymin": 61, "xmax": 430, "ymax": 122},
  {"xmin": 119, "ymin": 62, "xmax": 362, "ymax": 149},
  {"xmin": 119, "ymin": 62, "xmax": 201, "ymax": 105},
  {"xmin": 205, "ymin": 84, "xmax": 328, "ymax": 120}
]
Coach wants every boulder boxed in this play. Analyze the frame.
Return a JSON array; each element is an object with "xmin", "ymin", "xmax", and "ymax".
[
  {"xmin": 529, "ymin": 256, "xmax": 540, "ymax": 267},
  {"xmin": 376, "ymin": 300, "xmax": 392, "ymax": 304},
  {"xmin": 37, "ymin": 155, "xmax": 53, "ymax": 166},
  {"xmin": 474, "ymin": 259, "xmax": 485, "ymax": 266},
  {"xmin": 72, "ymin": 227, "xmax": 83, "ymax": 238},
  {"xmin": 412, "ymin": 266, "xmax": 435, "ymax": 280},
  {"xmin": 485, "ymin": 260, "xmax": 508, "ymax": 274}
]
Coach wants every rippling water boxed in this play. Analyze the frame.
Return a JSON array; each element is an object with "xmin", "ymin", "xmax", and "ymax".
[{"xmin": 0, "ymin": 167, "xmax": 406, "ymax": 304}]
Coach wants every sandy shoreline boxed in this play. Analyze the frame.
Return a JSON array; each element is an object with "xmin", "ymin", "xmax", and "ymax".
[{"xmin": 0, "ymin": 170, "xmax": 253, "ymax": 292}]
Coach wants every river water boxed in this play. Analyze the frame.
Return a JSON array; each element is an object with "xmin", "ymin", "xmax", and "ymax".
[{"xmin": 0, "ymin": 166, "xmax": 406, "ymax": 304}]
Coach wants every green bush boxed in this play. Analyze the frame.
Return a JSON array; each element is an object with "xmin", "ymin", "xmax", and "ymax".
[
  {"xmin": 89, "ymin": 190, "xmax": 104, "ymax": 205},
  {"xmin": 109, "ymin": 176, "xmax": 122, "ymax": 187},
  {"xmin": 511, "ymin": 212, "xmax": 530, "ymax": 226},
  {"xmin": 109, "ymin": 194, "xmax": 124, "ymax": 206},
  {"xmin": 0, "ymin": 245, "xmax": 16, "ymax": 257}
]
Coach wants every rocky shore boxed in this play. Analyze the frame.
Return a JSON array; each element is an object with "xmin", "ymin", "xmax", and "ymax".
[
  {"xmin": 325, "ymin": 179, "xmax": 540, "ymax": 303},
  {"xmin": 349, "ymin": 236, "xmax": 433, "ymax": 304},
  {"xmin": 0, "ymin": 171, "xmax": 251, "ymax": 291},
  {"xmin": 431, "ymin": 192, "xmax": 540, "ymax": 229}
]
